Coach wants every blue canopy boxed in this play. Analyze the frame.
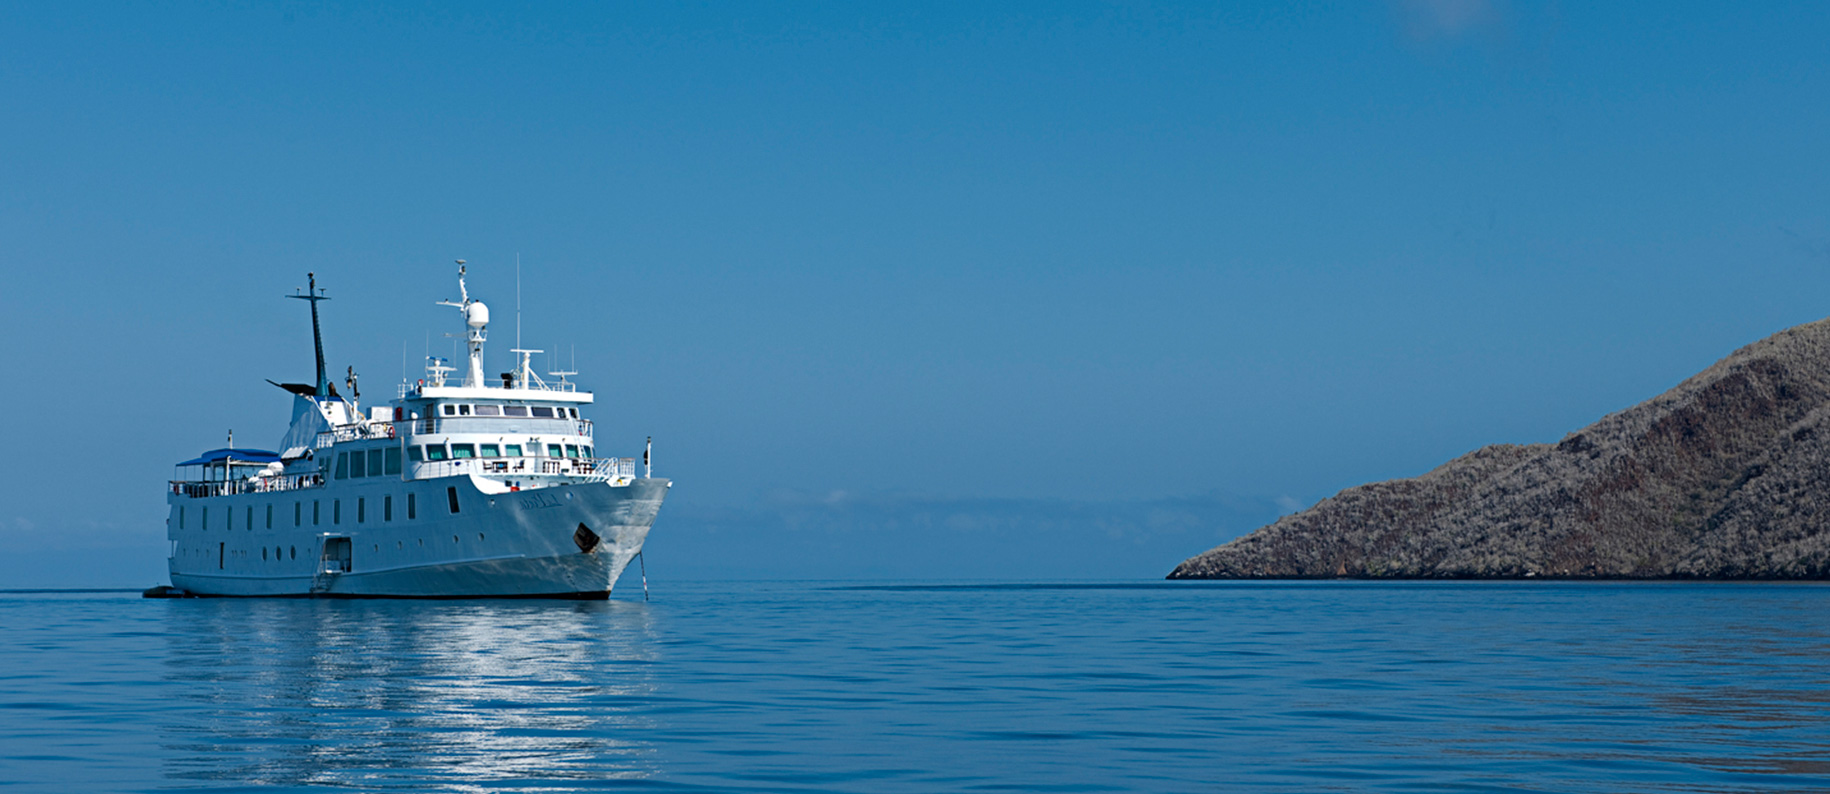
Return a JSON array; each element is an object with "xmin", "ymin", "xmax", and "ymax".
[{"xmin": 176, "ymin": 448, "xmax": 281, "ymax": 467}]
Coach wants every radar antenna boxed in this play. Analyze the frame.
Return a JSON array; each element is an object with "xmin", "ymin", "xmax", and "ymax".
[{"xmin": 435, "ymin": 260, "xmax": 489, "ymax": 388}]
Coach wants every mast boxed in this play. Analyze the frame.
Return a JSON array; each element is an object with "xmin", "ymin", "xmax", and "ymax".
[
  {"xmin": 287, "ymin": 273, "xmax": 331, "ymax": 397},
  {"xmin": 436, "ymin": 261, "xmax": 490, "ymax": 388}
]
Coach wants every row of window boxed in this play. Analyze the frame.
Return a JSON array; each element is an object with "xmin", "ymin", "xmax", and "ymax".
[
  {"xmin": 440, "ymin": 403, "xmax": 579, "ymax": 419},
  {"xmin": 411, "ymin": 443, "xmax": 593, "ymax": 462},
  {"xmin": 335, "ymin": 447, "xmax": 404, "ymax": 480},
  {"xmin": 185, "ymin": 532, "xmax": 491, "ymax": 571},
  {"xmin": 176, "ymin": 486, "xmax": 463, "ymax": 530}
]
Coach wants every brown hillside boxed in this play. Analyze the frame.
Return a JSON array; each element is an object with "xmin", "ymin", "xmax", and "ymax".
[{"xmin": 1169, "ymin": 319, "xmax": 1830, "ymax": 579}]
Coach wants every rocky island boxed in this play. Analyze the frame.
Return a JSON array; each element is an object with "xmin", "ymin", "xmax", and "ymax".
[{"xmin": 1171, "ymin": 319, "xmax": 1830, "ymax": 579}]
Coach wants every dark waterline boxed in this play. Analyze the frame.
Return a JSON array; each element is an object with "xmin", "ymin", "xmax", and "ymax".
[
  {"xmin": 0, "ymin": 588, "xmax": 144, "ymax": 594},
  {"xmin": 3, "ymin": 581, "xmax": 1828, "ymax": 792}
]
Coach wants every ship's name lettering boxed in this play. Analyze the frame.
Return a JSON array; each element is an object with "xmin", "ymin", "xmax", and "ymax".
[{"xmin": 521, "ymin": 492, "xmax": 563, "ymax": 510}]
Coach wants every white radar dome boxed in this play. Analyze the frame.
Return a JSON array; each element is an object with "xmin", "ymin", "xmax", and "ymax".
[{"xmin": 466, "ymin": 301, "xmax": 490, "ymax": 327}]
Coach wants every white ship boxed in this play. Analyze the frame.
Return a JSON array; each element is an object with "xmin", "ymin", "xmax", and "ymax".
[{"xmin": 157, "ymin": 267, "xmax": 669, "ymax": 598}]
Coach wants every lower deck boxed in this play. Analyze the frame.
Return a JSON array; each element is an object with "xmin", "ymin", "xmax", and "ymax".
[{"xmin": 166, "ymin": 475, "xmax": 668, "ymax": 597}]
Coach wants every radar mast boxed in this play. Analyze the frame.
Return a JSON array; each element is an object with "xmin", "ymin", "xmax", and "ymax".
[{"xmin": 436, "ymin": 261, "xmax": 490, "ymax": 388}]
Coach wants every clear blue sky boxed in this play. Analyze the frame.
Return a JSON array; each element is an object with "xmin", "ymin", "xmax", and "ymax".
[{"xmin": 4, "ymin": 2, "xmax": 1829, "ymax": 585}]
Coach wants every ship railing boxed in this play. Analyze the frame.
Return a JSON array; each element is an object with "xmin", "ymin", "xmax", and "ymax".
[
  {"xmin": 407, "ymin": 456, "xmax": 636, "ymax": 482},
  {"xmin": 314, "ymin": 422, "xmax": 399, "ymax": 448},
  {"xmin": 170, "ymin": 472, "xmax": 324, "ymax": 498},
  {"xmin": 592, "ymin": 457, "xmax": 637, "ymax": 480},
  {"xmin": 403, "ymin": 380, "xmax": 581, "ymax": 398},
  {"xmin": 402, "ymin": 418, "xmax": 592, "ymax": 437}
]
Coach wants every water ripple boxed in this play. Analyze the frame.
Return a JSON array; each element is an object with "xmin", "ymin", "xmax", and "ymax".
[{"xmin": 1, "ymin": 584, "xmax": 1828, "ymax": 792}]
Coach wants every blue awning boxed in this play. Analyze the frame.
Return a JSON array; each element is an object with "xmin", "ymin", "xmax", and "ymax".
[{"xmin": 176, "ymin": 448, "xmax": 281, "ymax": 466}]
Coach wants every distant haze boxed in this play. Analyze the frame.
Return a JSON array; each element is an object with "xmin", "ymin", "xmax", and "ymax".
[{"xmin": 3, "ymin": 3, "xmax": 1829, "ymax": 586}]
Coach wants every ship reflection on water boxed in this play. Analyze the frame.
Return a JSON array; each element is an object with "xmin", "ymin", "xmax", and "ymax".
[{"xmin": 159, "ymin": 599, "xmax": 660, "ymax": 790}]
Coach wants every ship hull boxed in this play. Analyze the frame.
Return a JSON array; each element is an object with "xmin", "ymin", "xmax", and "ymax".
[{"xmin": 167, "ymin": 477, "xmax": 667, "ymax": 598}]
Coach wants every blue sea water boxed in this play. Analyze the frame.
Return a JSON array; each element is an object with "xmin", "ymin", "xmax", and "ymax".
[{"xmin": 2, "ymin": 582, "xmax": 1828, "ymax": 793}]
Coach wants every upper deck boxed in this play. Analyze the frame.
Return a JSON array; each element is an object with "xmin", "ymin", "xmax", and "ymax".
[
  {"xmin": 409, "ymin": 385, "xmax": 593, "ymax": 404},
  {"xmin": 168, "ymin": 266, "xmax": 647, "ymax": 500}
]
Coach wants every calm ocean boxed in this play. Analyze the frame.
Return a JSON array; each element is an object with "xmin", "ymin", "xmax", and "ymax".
[{"xmin": 2, "ymin": 582, "xmax": 1827, "ymax": 793}]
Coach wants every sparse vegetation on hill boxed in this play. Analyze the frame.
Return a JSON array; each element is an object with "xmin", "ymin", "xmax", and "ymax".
[{"xmin": 1170, "ymin": 320, "xmax": 1830, "ymax": 579}]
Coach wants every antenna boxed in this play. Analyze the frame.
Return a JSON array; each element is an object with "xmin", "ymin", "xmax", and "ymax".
[
  {"xmin": 516, "ymin": 254, "xmax": 522, "ymax": 356},
  {"xmin": 286, "ymin": 272, "xmax": 332, "ymax": 397}
]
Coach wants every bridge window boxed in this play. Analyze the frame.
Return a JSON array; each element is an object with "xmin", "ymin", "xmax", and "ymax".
[
  {"xmin": 335, "ymin": 452, "xmax": 349, "ymax": 480},
  {"xmin": 582, "ymin": 446, "xmax": 593, "ymax": 458},
  {"xmin": 385, "ymin": 447, "xmax": 402, "ymax": 475},
  {"xmin": 450, "ymin": 444, "xmax": 476, "ymax": 459},
  {"xmin": 565, "ymin": 445, "xmax": 580, "ymax": 458},
  {"xmin": 474, "ymin": 405, "xmax": 500, "ymax": 416},
  {"xmin": 480, "ymin": 444, "xmax": 499, "ymax": 457},
  {"xmin": 505, "ymin": 444, "xmax": 524, "ymax": 457},
  {"xmin": 408, "ymin": 445, "xmax": 423, "ymax": 463},
  {"xmin": 531, "ymin": 406, "xmax": 555, "ymax": 418},
  {"xmin": 350, "ymin": 450, "xmax": 367, "ymax": 478},
  {"xmin": 425, "ymin": 445, "xmax": 448, "ymax": 461},
  {"xmin": 547, "ymin": 444, "xmax": 563, "ymax": 457},
  {"xmin": 367, "ymin": 449, "xmax": 383, "ymax": 478},
  {"xmin": 503, "ymin": 406, "xmax": 528, "ymax": 417},
  {"xmin": 442, "ymin": 404, "xmax": 456, "ymax": 416},
  {"xmin": 458, "ymin": 404, "xmax": 471, "ymax": 416}
]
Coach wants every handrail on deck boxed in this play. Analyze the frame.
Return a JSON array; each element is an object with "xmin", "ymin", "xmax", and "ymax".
[
  {"xmin": 317, "ymin": 418, "xmax": 594, "ymax": 447},
  {"xmin": 171, "ymin": 472, "xmax": 324, "ymax": 498},
  {"xmin": 409, "ymin": 456, "xmax": 634, "ymax": 482},
  {"xmin": 171, "ymin": 455, "xmax": 636, "ymax": 499}
]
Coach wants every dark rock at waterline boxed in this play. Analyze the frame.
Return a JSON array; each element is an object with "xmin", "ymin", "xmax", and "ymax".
[{"xmin": 1170, "ymin": 319, "xmax": 1830, "ymax": 580}]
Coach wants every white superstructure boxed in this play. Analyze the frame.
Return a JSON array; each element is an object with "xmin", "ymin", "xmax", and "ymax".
[{"xmin": 161, "ymin": 267, "xmax": 669, "ymax": 598}]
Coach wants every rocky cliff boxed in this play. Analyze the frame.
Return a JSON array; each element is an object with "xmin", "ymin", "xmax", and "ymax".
[{"xmin": 1170, "ymin": 319, "xmax": 1830, "ymax": 579}]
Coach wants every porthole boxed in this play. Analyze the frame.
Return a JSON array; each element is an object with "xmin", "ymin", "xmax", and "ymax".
[
  {"xmin": 478, "ymin": 533, "xmax": 485, "ymax": 542},
  {"xmin": 452, "ymin": 535, "xmax": 459, "ymax": 544},
  {"xmin": 262, "ymin": 547, "xmax": 268, "ymax": 560},
  {"xmin": 290, "ymin": 546, "xmax": 296, "ymax": 560}
]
